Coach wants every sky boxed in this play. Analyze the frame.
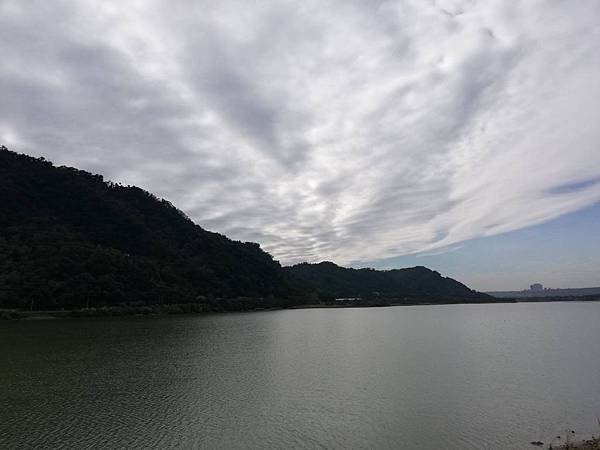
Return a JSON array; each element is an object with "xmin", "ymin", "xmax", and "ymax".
[
  {"xmin": 364, "ymin": 201, "xmax": 600, "ymax": 291},
  {"xmin": 1, "ymin": 0, "xmax": 599, "ymax": 290}
]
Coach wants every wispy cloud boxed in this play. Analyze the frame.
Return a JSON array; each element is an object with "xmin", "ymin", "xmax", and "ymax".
[
  {"xmin": 1, "ymin": 0, "xmax": 599, "ymax": 265},
  {"xmin": 547, "ymin": 176, "xmax": 600, "ymax": 195}
]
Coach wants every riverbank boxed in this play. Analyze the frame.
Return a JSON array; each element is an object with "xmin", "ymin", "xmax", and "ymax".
[
  {"xmin": 3, "ymin": 297, "xmax": 600, "ymax": 320},
  {"xmin": 0, "ymin": 302, "xmax": 265, "ymax": 320},
  {"xmin": 550, "ymin": 436, "xmax": 600, "ymax": 449},
  {"xmin": 0, "ymin": 299, "xmax": 498, "ymax": 320}
]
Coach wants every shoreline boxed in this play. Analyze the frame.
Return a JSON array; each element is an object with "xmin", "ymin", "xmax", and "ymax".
[
  {"xmin": 549, "ymin": 436, "xmax": 600, "ymax": 449},
  {"xmin": 2, "ymin": 297, "xmax": 600, "ymax": 320}
]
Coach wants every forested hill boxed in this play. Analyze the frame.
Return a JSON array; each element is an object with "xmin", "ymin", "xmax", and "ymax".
[
  {"xmin": 285, "ymin": 262, "xmax": 492, "ymax": 302},
  {"xmin": 0, "ymin": 146, "xmax": 287, "ymax": 310},
  {"xmin": 1, "ymin": 146, "xmax": 491, "ymax": 312}
]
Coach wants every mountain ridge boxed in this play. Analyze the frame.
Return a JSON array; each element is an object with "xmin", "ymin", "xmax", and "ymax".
[
  {"xmin": 284, "ymin": 261, "xmax": 490, "ymax": 302},
  {"xmin": 0, "ymin": 145, "xmax": 491, "ymax": 311}
]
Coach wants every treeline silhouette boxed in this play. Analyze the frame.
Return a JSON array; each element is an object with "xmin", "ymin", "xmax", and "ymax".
[
  {"xmin": 0, "ymin": 146, "xmax": 491, "ymax": 312},
  {"xmin": 285, "ymin": 262, "xmax": 492, "ymax": 303},
  {"xmin": 0, "ymin": 146, "xmax": 292, "ymax": 310}
]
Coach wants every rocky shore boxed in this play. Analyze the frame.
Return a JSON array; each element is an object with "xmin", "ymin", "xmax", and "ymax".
[
  {"xmin": 550, "ymin": 436, "xmax": 600, "ymax": 449},
  {"xmin": 531, "ymin": 432, "xmax": 600, "ymax": 449}
]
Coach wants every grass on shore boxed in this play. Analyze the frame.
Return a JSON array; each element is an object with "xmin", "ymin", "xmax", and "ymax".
[
  {"xmin": 547, "ymin": 420, "xmax": 600, "ymax": 449},
  {"xmin": 551, "ymin": 436, "xmax": 600, "ymax": 449}
]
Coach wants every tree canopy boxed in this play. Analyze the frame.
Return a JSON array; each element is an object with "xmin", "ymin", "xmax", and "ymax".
[
  {"xmin": 0, "ymin": 146, "xmax": 287, "ymax": 310},
  {"xmin": 0, "ymin": 146, "xmax": 491, "ymax": 311}
]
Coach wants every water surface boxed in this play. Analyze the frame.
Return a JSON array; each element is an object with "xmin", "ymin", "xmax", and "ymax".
[{"xmin": 2, "ymin": 302, "xmax": 600, "ymax": 449}]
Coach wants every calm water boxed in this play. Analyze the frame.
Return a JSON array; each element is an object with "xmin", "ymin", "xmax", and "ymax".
[{"xmin": 1, "ymin": 302, "xmax": 600, "ymax": 449}]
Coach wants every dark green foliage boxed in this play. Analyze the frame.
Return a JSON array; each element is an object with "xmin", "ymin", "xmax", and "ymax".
[
  {"xmin": 284, "ymin": 261, "xmax": 493, "ymax": 303},
  {"xmin": 0, "ymin": 145, "xmax": 493, "ymax": 312},
  {"xmin": 0, "ymin": 146, "xmax": 287, "ymax": 310}
]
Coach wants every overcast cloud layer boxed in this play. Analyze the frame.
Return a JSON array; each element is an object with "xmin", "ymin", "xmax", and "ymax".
[{"xmin": 1, "ymin": 0, "xmax": 599, "ymax": 265}]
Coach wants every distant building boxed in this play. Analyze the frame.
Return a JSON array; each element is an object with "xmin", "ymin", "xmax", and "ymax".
[{"xmin": 530, "ymin": 283, "xmax": 543, "ymax": 291}]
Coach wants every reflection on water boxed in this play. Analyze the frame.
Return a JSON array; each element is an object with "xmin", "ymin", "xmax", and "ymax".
[{"xmin": 1, "ymin": 302, "xmax": 600, "ymax": 449}]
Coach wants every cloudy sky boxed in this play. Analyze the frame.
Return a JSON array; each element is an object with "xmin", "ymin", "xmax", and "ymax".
[{"xmin": 1, "ymin": 0, "xmax": 599, "ymax": 290}]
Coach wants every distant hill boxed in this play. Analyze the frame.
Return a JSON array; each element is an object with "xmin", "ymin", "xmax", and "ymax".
[
  {"xmin": 285, "ymin": 262, "xmax": 492, "ymax": 303},
  {"xmin": 488, "ymin": 287, "xmax": 600, "ymax": 299},
  {"xmin": 1, "ymin": 146, "xmax": 493, "ymax": 311}
]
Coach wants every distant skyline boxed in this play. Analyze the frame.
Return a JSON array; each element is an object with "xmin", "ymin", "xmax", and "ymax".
[{"xmin": 1, "ymin": 1, "xmax": 599, "ymax": 290}]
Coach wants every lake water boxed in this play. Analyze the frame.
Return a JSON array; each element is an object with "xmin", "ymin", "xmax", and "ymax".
[{"xmin": 1, "ymin": 302, "xmax": 600, "ymax": 449}]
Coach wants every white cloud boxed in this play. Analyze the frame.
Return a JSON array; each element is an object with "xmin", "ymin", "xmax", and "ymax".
[{"xmin": 1, "ymin": 0, "xmax": 599, "ymax": 265}]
